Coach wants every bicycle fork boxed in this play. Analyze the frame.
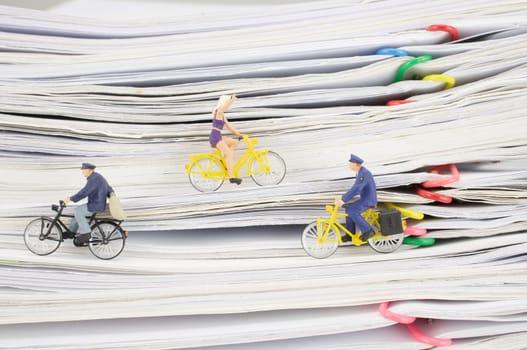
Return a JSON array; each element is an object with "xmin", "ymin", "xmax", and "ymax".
[{"xmin": 39, "ymin": 217, "xmax": 57, "ymax": 241}]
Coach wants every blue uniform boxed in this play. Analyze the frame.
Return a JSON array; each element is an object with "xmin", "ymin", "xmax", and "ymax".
[
  {"xmin": 341, "ymin": 166, "xmax": 377, "ymax": 234},
  {"xmin": 71, "ymin": 172, "xmax": 113, "ymax": 212}
]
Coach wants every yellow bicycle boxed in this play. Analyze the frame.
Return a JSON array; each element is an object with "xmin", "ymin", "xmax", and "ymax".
[
  {"xmin": 301, "ymin": 204, "xmax": 405, "ymax": 258},
  {"xmin": 185, "ymin": 135, "xmax": 286, "ymax": 192}
]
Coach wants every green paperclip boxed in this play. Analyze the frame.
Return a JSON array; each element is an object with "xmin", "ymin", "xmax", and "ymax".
[
  {"xmin": 403, "ymin": 236, "xmax": 436, "ymax": 246},
  {"xmin": 394, "ymin": 55, "xmax": 433, "ymax": 82}
]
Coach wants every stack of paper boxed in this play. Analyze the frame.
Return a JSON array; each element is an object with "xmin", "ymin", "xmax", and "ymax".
[{"xmin": 1, "ymin": 0, "xmax": 527, "ymax": 349}]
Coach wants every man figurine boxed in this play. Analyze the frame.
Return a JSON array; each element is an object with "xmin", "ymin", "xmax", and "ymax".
[
  {"xmin": 336, "ymin": 154, "xmax": 377, "ymax": 242},
  {"xmin": 64, "ymin": 163, "xmax": 113, "ymax": 244}
]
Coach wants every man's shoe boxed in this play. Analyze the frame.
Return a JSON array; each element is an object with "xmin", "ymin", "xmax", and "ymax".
[
  {"xmin": 229, "ymin": 178, "xmax": 242, "ymax": 185},
  {"xmin": 340, "ymin": 234, "xmax": 353, "ymax": 246},
  {"xmin": 361, "ymin": 229, "xmax": 374, "ymax": 242},
  {"xmin": 74, "ymin": 233, "xmax": 91, "ymax": 246},
  {"xmin": 62, "ymin": 231, "xmax": 75, "ymax": 239}
]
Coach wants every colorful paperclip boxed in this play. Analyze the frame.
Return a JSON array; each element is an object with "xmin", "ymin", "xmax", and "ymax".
[
  {"xmin": 376, "ymin": 48, "xmax": 409, "ymax": 57},
  {"xmin": 423, "ymin": 74, "xmax": 456, "ymax": 90},
  {"xmin": 426, "ymin": 24, "xmax": 460, "ymax": 41},
  {"xmin": 421, "ymin": 164, "xmax": 460, "ymax": 188},
  {"xmin": 394, "ymin": 55, "xmax": 433, "ymax": 82},
  {"xmin": 417, "ymin": 164, "xmax": 460, "ymax": 204},
  {"xmin": 379, "ymin": 302, "xmax": 453, "ymax": 347},
  {"xmin": 416, "ymin": 186, "xmax": 453, "ymax": 204},
  {"xmin": 403, "ymin": 236, "xmax": 436, "ymax": 246},
  {"xmin": 386, "ymin": 99, "xmax": 414, "ymax": 106}
]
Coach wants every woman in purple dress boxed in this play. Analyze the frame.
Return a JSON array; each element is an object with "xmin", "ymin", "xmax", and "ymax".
[{"xmin": 209, "ymin": 94, "xmax": 243, "ymax": 185}]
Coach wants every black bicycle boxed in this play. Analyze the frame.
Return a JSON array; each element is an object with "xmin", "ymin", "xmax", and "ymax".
[{"xmin": 23, "ymin": 200, "xmax": 127, "ymax": 260}]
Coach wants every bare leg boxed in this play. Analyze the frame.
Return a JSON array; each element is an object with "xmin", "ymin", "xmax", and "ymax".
[
  {"xmin": 216, "ymin": 140, "xmax": 235, "ymax": 178},
  {"xmin": 223, "ymin": 136, "xmax": 239, "ymax": 151},
  {"xmin": 217, "ymin": 138, "xmax": 242, "ymax": 184}
]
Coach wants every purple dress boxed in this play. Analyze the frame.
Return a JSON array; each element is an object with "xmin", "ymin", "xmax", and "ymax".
[{"xmin": 209, "ymin": 109, "xmax": 225, "ymax": 147}]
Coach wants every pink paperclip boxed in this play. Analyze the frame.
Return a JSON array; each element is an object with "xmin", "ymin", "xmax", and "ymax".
[
  {"xmin": 422, "ymin": 164, "xmax": 460, "ymax": 188},
  {"xmin": 379, "ymin": 302, "xmax": 415, "ymax": 324},
  {"xmin": 404, "ymin": 226, "xmax": 428, "ymax": 236},
  {"xmin": 379, "ymin": 302, "xmax": 453, "ymax": 347},
  {"xmin": 407, "ymin": 323, "xmax": 453, "ymax": 347}
]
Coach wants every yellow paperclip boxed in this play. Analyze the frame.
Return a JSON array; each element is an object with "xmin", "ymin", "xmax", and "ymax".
[
  {"xmin": 422, "ymin": 74, "xmax": 456, "ymax": 89},
  {"xmin": 385, "ymin": 203, "xmax": 424, "ymax": 220}
]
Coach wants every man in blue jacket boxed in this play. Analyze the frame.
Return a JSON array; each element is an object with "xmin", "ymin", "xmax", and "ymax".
[
  {"xmin": 336, "ymin": 154, "xmax": 377, "ymax": 242},
  {"xmin": 64, "ymin": 163, "xmax": 113, "ymax": 244}
]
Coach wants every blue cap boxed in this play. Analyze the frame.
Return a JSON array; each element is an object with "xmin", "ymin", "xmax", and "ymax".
[
  {"xmin": 348, "ymin": 154, "xmax": 363, "ymax": 164},
  {"xmin": 81, "ymin": 163, "xmax": 96, "ymax": 170}
]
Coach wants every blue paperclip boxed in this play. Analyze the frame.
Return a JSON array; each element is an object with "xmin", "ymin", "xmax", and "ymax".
[{"xmin": 376, "ymin": 48, "xmax": 409, "ymax": 57}]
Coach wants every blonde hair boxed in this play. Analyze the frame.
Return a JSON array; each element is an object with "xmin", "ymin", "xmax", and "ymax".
[{"xmin": 215, "ymin": 94, "xmax": 236, "ymax": 110}]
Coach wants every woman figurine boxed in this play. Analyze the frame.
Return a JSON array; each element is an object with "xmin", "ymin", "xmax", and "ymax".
[{"xmin": 209, "ymin": 94, "xmax": 243, "ymax": 185}]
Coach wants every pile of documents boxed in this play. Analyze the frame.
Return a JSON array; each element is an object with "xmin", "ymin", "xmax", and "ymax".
[{"xmin": 1, "ymin": 0, "xmax": 527, "ymax": 349}]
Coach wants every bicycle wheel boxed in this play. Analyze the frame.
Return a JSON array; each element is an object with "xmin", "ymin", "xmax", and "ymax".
[
  {"xmin": 188, "ymin": 157, "xmax": 225, "ymax": 192},
  {"xmin": 89, "ymin": 221, "xmax": 126, "ymax": 260},
  {"xmin": 249, "ymin": 150, "xmax": 286, "ymax": 186},
  {"xmin": 368, "ymin": 233, "xmax": 404, "ymax": 253},
  {"xmin": 301, "ymin": 221, "xmax": 339, "ymax": 259},
  {"xmin": 24, "ymin": 217, "xmax": 62, "ymax": 256}
]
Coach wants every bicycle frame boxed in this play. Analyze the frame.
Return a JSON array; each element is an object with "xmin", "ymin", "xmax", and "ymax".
[
  {"xmin": 186, "ymin": 135, "xmax": 269, "ymax": 179},
  {"xmin": 40, "ymin": 202, "xmax": 121, "ymax": 241},
  {"xmin": 38, "ymin": 203, "xmax": 71, "ymax": 241},
  {"xmin": 316, "ymin": 205, "xmax": 378, "ymax": 245}
]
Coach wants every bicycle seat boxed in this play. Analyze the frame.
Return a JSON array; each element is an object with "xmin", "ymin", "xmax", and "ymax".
[{"xmin": 86, "ymin": 212, "xmax": 98, "ymax": 220}]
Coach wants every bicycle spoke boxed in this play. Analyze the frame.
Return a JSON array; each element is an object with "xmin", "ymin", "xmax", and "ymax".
[
  {"xmin": 24, "ymin": 217, "xmax": 61, "ymax": 256},
  {"xmin": 301, "ymin": 221, "xmax": 339, "ymax": 259},
  {"xmin": 89, "ymin": 222, "xmax": 125, "ymax": 260},
  {"xmin": 369, "ymin": 233, "xmax": 404, "ymax": 253},
  {"xmin": 250, "ymin": 151, "xmax": 286, "ymax": 186},
  {"xmin": 189, "ymin": 157, "xmax": 224, "ymax": 192}
]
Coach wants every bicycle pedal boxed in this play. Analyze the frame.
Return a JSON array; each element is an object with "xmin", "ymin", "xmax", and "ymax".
[{"xmin": 229, "ymin": 178, "xmax": 242, "ymax": 185}]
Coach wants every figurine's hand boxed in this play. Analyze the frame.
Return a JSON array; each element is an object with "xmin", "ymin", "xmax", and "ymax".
[
  {"xmin": 63, "ymin": 197, "xmax": 71, "ymax": 205},
  {"xmin": 335, "ymin": 197, "xmax": 344, "ymax": 208}
]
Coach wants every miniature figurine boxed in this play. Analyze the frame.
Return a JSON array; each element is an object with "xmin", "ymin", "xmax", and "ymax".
[
  {"xmin": 335, "ymin": 154, "xmax": 377, "ymax": 242},
  {"xmin": 64, "ymin": 163, "xmax": 114, "ymax": 244},
  {"xmin": 209, "ymin": 94, "xmax": 243, "ymax": 185}
]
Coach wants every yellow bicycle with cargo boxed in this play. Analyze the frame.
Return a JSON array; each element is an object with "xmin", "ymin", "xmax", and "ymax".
[{"xmin": 301, "ymin": 203, "xmax": 406, "ymax": 258}]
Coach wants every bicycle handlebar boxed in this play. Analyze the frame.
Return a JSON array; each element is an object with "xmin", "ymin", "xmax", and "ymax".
[{"xmin": 325, "ymin": 204, "xmax": 347, "ymax": 216}]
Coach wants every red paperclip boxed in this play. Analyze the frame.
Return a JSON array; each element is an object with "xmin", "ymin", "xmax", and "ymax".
[
  {"xmin": 422, "ymin": 164, "xmax": 460, "ymax": 188},
  {"xmin": 386, "ymin": 99, "xmax": 413, "ymax": 106},
  {"xmin": 416, "ymin": 186, "xmax": 453, "ymax": 204},
  {"xmin": 379, "ymin": 302, "xmax": 453, "ymax": 347},
  {"xmin": 426, "ymin": 24, "xmax": 459, "ymax": 41}
]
